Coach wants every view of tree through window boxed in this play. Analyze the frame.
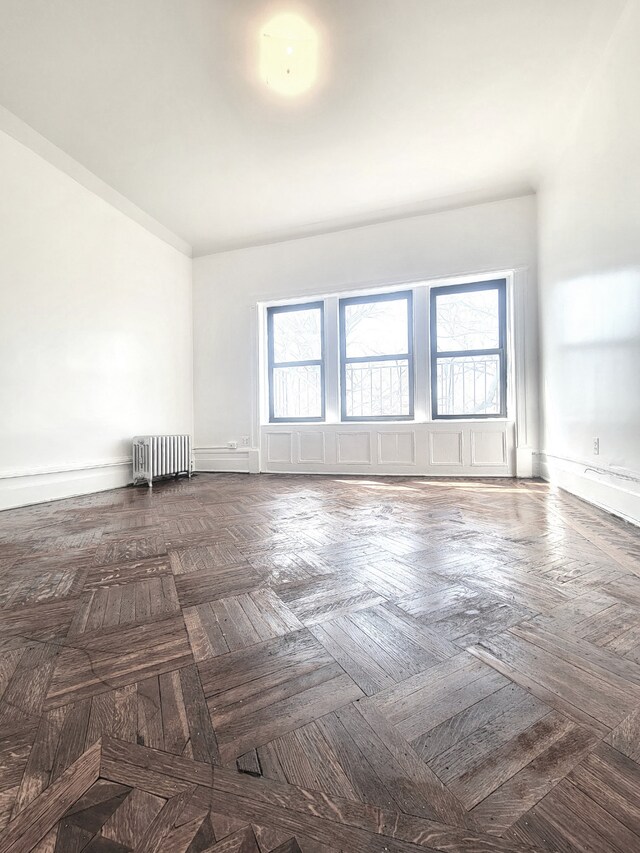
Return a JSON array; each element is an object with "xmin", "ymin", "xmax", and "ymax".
[
  {"xmin": 340, "ymin": 293, "xmax": 413, "ymax": 419},
  {"xmin": 431, "ymin": 281, "xmax": 506, "ymax": 418},
  {"xmin": 268, "ymin": 303, "xmax": 324, "ymax": 420}
]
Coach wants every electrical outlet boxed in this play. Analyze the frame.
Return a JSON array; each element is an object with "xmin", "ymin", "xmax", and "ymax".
[
  {"xmin": 593, "ymin": 438, "xmax": 600, "ymax": 455},
  {"xmin": 241, "ymin": 435, "xmax": 250, "ymax": 446},
  {"xmin": 227, "ymin": 440, "xmax": 238, "ymax": 450}
]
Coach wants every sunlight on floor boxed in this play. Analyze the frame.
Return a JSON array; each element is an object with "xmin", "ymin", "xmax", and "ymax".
[{"xmin": 332, "ymin": 478, "xmax": 549, "ymax": 494}]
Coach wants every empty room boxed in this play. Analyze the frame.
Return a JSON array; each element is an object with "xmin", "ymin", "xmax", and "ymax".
[{"xmin": 1, "ymin": 1, "xmax": 640, "ymax": 851}]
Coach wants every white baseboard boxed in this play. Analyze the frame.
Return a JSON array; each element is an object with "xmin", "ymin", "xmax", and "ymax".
[
  {"xmin": 538, "ymin": 452, "xmax": 640, "ymax": 527},
  {"xmin": 195, "ymin": 447, "xmax": 260, "ymax": 474},
  {"xmin": 0, "ymin": 459, "xmax": 132, "ymax": 511}
]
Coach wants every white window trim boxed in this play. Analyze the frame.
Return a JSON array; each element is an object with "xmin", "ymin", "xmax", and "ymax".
[{"xmin": 258, "ymin": 270, "xmax": 517, "ymax": 428}]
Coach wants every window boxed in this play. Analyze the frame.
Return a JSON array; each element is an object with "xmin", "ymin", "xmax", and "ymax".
[
  {"xmin": 339, "ymin": 291, "xmax": 414, "ymax": 420},
  {"xmin": 267, "ymin": 302, "xmax": 324, "ymax": 421},
  {"xmin": 264, "ymin": 278, "xmax": 510, "ymax": 424},
  {"xmin": 430, "ymin": 280, "xmax": 507, "ymax": 419}
]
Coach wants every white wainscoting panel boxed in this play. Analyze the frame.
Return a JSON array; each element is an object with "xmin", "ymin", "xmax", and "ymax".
[
  {"xmin": 378, "ymin": 432, "xmax": 415, "ymax": 465},
  {"xmin": 260, "ymin": 422, "xmax": 515, "ymax": 477},
  {"xmin": 266, "ymin": 432, "xmax": 293, "ymax": 464},
  {"xmin": 429, "ymin": 432, "xmax": 464, "ymax": 466},
  {"xmin": 470, "ymin": 430, "xmax": 507, "ymax": 466},
  {"xmin": 337, "ymin": 432, "xmax": 372, "ymax": 465},
  {"xmin": 298, "ymin": 431, "xmax": 326, "ymax": 464}
]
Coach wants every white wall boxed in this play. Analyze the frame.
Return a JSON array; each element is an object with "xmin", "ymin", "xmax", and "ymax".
[
  {"xmin": 537, "ymin": 0, "xmax": 640, "ymax": 525},
  {"xmin": 0, "ymin": 129, "xmax": 193, "ymax": 510},
  {"xmin": 193, "ymin": 195, "xmax": 539, "ymax": 477}
]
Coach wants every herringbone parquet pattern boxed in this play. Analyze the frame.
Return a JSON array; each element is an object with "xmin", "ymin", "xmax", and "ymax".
[{"xmin": 1, "ymin": 473, "xmax": 639, "ymax": 852}]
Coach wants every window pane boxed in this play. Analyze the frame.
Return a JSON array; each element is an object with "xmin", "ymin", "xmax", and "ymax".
[
  {"xmin": 436, "ymin": 289, "xmax": 499, "ymax": 351},
  {"xmin": 345, "ymin": 359, "xmax": 410, "ymax": 418},
  {"xmin": 345, "ymin": 298, "xmax": 409, "ymax": 358},
  {"xmin": 272, "ymin": 365, "xmax": 322, "ymax": 419},
  {"xmin": 436, "ymin": 355, "xmax": 501, "ymax": 416},
  {"xmin": 272, "ymin": 308, "xmax": 321, "ymax": 362}
]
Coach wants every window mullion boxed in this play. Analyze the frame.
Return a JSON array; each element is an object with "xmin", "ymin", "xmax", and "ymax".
[{"xmin": 324, "ymin": 297, "xmax": 340, "ymax": 423}]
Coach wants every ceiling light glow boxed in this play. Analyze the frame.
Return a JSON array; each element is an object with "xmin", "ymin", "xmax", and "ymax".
[{"xmin": 260, "ymin": 13, "xmax": 318, "ymax": 96}]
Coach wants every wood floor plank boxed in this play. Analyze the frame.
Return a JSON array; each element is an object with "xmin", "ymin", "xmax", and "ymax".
[
  {"xmin": 159, "ymin": 670, "xmax": 190, "ymax": 756},
  {"xmin": 429, "ymin": 694, "xmax": 552, "ymax": 786},
  {"xmin": 198, "ymin": 629, "xmax": 332, "ymax": 700},
  {"xmin": 511, "ymin": 775, "xmax": 640, "ymax": 853},
  {"xmin": 0, "ymin": 642, "xmax": 59, "ymax": 732},
  {"xmin": 175, "ymin": 564, "xmax": 264, "ymax": 607},
  {"xmin": 276, "ymin": 576, "xmax": 385, "ymax": 626},
  {"xmin": 604, "ymin": 706, "xmax": 640, "ymax": 762},
  {"xmin": 470, "ymin": 722, "xmax": 600, "ymax": 834},
  {"xmin": 100, "ymin": 786, "xmax": 165, "ymax": 848},
  {"xmin": 135, "ymin": 788, "xmax": 195, "ymax": 853},
  {"xmin": 216, "ymin": 670, "xmax": 364, "ymax": 764},
  {"xmin": 470, "ymin": 630, "xmax": 632, "ymax": 730},
  {"xmin": 340, "ymin": 702, "xmax": 470, "ymax": 827},
  {"xmin": 568, "ymin": 742, "xmax": 640, "ymax": 837},
  {"xmin": 309, "ymin": 620, "xmax": 397, "ymax": 696},
  {"xmin": 0, "ymin": 740, "xmax": 100, "ymax": 853},
  {"xmin": 411, "ymin": 683, "xmax": 531, "ymax": 762},
  {"xmin": 101, "ymin": 736, "xmax": 213, "ymax": 789},
  {"xmin": 447, "ymin": 711, "xmax": 575, "ymax": 809},
  {"xmin": 0, "ymin": 474, "xmax": 638, "ymax": 850},
  {"xmin": 44, "ymin": 617, "xmax": 193, "ymax": 708},
  {"xmin": 179, "ymin": 663, "xmax": 220, "ymax": 764},
  {"xmin": 0, "ymin": 730, "xmax": 35, "ymax": 796},
  {"xmin": 511, "ymin": 618, "xmax": 640, "ymax": 691}
]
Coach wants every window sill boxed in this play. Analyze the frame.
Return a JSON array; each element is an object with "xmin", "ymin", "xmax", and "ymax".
[{"xmin": 261, "ymin": 418, "xmax": 512, "ymax": 427}]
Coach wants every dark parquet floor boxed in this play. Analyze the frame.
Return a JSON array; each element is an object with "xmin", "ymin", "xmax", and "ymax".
[{"xmin": 1, "ymin": 473, "xmax": 640, "ymax": 852}]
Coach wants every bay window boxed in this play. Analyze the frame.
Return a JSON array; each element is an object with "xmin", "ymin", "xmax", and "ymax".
[{"xmin": 264, "ymin": 278, "xmax": 508, "ymax": 424}]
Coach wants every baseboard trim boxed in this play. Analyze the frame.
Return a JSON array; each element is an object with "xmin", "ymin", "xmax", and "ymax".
[
  {"xmin": 0, "ymin": 460, "xmax": 132, "ymax": 511},
  {"xmin": 537, "ymin": 452, "xmax": 640, "ymax": 527},
  {"xmin": 261, "ymin": 466, "xmax": 514, "ymax": 477},
  {"xmin": 195, "ymin": 448, "xmax": 259, "ymax": 474}
]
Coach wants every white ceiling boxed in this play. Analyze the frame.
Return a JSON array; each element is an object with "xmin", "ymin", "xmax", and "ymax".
[{"xmin": 0, "ymin": 0, "xmax": 627, "ymax": 255}]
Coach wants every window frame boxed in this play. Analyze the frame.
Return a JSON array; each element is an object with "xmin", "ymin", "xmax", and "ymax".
[
  {"xmin": 339, "ymin": 290, "xmax": 415, "ymax": 422},
  {"xmin": 429, "ymin": 279, "xmax": 507, "ymax": 420},
  {"xmin": 267, "ymin": 301, "xmax": 326, "ymax": 423}
]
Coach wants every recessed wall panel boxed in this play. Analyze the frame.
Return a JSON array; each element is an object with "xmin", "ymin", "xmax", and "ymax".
[
  {"xmin": 336, "ymin": 432, "xmax": 371, "ymax": 464},
  {"xmin": 266, "ymin": 432, "xmax": 292, "ymax": 464},
  {"xmin": 470, "ymin": 430, "xmax": 507, "ymax": 466},
  {"xmin": 377, "ymin": 432, "xmax": 416, "ymax": 465},
  {"xmin": 298, "ymin": 431, "xmax": 325, "ymax": 463},
  {"xmin": 429, "ymin": 431, "xmax": 463, "ymax": 466}
]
